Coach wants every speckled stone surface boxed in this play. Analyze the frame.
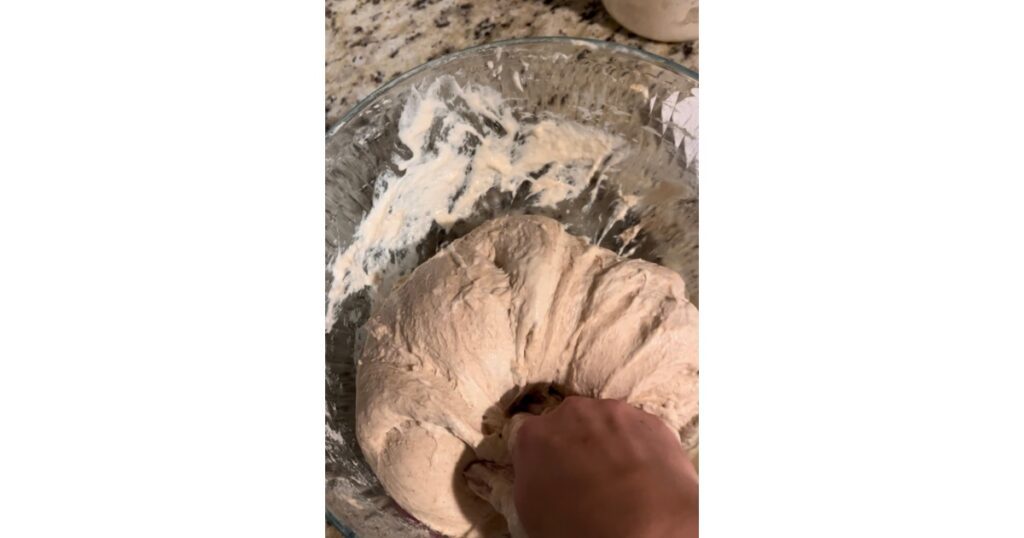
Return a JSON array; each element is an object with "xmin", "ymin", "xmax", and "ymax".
[{"xmin": 326, "ymin": 0, "xmax": 698, "ymax": 130}]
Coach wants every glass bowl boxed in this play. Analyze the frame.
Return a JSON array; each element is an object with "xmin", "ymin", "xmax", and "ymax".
[{"xmin": 326, "ymin": 37, "xmax": 698, "ymax": 537}]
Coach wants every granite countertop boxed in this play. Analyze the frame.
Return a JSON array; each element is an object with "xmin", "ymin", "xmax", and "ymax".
[{"xmin": 326, "ymin": 0, "xmax": 699, "ymax": 130}]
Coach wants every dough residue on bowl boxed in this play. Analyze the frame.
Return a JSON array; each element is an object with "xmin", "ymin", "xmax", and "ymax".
[{"xmin": 325, "ymin": 76, "xmax": 628, "ymax": 332}]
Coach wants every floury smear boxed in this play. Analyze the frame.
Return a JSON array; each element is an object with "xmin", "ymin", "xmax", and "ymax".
[{"xmin": 326, "ymin": 76, "xmax": 626, "ymax": 332}]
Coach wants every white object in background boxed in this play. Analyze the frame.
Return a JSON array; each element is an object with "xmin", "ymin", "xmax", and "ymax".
[{"xmin": 602, "ymin": 0, "xmax": 698, "ymax": 43}]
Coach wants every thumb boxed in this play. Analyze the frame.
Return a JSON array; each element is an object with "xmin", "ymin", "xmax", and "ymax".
[
  {"xmin": 504, "ymin": 412, "xmax": 533, "ymax": 459},
  {"xmin": 463, "ymin": 461, "xmax": 526, "ymax": 538}
]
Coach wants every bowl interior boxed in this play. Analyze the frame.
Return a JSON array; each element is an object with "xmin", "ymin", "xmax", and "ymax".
[{"xmin": 326, "ymin": 37, "xmax": 698, "ymax": 537}]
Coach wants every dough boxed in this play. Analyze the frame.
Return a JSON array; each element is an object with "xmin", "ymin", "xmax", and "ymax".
[{"xmin": 355, "ymin": 215, "xmax": 699, "ymax": 537}]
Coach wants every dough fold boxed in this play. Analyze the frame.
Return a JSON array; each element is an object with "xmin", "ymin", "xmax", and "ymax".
[{"xmin": 356, "ymin": 215, "xmax": 698, "ymax": 537}]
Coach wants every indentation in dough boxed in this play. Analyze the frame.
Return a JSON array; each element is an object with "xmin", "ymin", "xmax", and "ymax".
[{"xmin": 356, "ymin": 215, "xmax": 698, "ymax": 537}]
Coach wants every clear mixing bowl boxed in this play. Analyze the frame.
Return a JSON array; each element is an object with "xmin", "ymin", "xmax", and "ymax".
[{"xmin": 326, "ymin": 37, "xmax": 698, "ymax": 537}]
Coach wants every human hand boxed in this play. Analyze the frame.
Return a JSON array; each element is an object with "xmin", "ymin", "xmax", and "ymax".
[{"xmin": 511, "ymin": 396, "xmax": 698, "ymax": 538}]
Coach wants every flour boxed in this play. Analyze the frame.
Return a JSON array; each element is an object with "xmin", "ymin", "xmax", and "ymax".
[{"xmin": 325, "ymin": 76, "xmax": 625, "ymax": 331}]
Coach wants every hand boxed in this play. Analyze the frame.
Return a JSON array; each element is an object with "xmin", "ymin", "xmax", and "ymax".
[{"xmin": 511, "ymin": 396, "xmax": 698, "ymax": 538}]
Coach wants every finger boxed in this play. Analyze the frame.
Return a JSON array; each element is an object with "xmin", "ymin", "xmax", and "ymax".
[
  {"xmin": 505, "ymin": 412, "xmax": 534, "ymax": 459},
  {"xmin": 556, "ymin": 394, "xmax": 590, "ymax": 414},
  {"xmin": 463, "ymin": 461, "xmax": 514, "ymax": 505}
]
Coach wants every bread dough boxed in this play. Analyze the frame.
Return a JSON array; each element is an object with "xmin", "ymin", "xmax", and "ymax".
[{"xmin": 355, "ymin": 215, "xmax": 699, "ymax": 537}]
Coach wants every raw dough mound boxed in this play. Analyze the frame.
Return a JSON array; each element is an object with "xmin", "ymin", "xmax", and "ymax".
[{"xmin": 356, "ymin": 215, "xmax": 698, "ymax": 537}]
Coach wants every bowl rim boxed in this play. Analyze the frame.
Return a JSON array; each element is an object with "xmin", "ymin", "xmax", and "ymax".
[{"xmin": 326, "ymin": 36, "xmax": 699, "ymax": 139}]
